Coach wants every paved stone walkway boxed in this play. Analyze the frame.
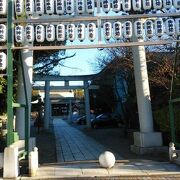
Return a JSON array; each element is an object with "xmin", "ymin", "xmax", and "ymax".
[{"xmin": 53, "ymin": 118, "xmax": 122, "ymax": 162}]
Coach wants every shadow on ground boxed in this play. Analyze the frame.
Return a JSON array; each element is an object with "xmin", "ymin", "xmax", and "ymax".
[{"xmin": 31, "ymin": 124, "xmax": 57, "ymax": 164}]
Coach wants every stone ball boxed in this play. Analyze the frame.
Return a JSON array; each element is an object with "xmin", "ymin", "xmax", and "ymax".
[{"xmin": 99, "ymin": 151, "xmax": 115, "ymax": 168}]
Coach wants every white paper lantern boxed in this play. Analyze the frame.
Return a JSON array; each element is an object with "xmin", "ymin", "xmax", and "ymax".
[
  {"xmin": 112, "ymin": 0, "xmax": 121, "ymax": 13},
  {"xmin": 132, "ymin": 0, "xmax": 142, "ymax": 11},
  {"xmin": 56, "ymin": 24, "xmax": 65, "ymax": 41},
  {"xmin": 122, "ymin": 0, "xmax": 131, "ymax": 11},
  {"xmin": 55, "ymin": 0, "xmax": 65, "ymax": 15},
  {"xmin": 173, "ymin": 0, "xmax": 180, "ymax": 9},
  {"xmin": 113, "ymin": 21, "xmax": 122, "ymax": 40},
  {"xmin": 0, "ymin": 24, "xmax": 6, "ymax": 42},
  {"xmin": 26, "ymin": 0, "xmax": 34, "ymax": 15},
  {"xmin": 87, "ymin": 22, "xmax": 96, "ymax": 41},
  {"xmin": 15, "ymin": 0, "xmax": 24, "ymax": 15},
  {"xmin": 0, "ymin": 52, "xmax": 7, "ymax": 70},
  {"xmin": 45, "ymin": 0, "xmax": 54, "ymax": 14},
  {"xmin": 86, "ymin": 0, "xmax": 95, "ymax": 14},
  {"xmin": 175, "ymin": 18, "xmax": 180, "ymax": 35},
  {"xmin": 76, "ymin": 0, "xmax": 85, "ymax": 14},
  {"xmin": 35, "ymin": 0, "xmax": 44, "ymax": 15},
  {"xmin": 99, "ymin": 151, "xmax": 116, "ymax": 169},
  {"xmin": 123, "ymin": 21, "xmax": 132, "ymax": 38},
  {"xmin": 153, "ymin": 0, "xmax": 163, "ymax": 9},
  {"xmin": 165, "ymin": 19, "xmax": 175, "ymax": 36},
  {"xmin": 143, "ymin": 0, "xmax": 152, "ymax": 10},
  {"xmin": 15, "ymin": 25, "xmax": 24, "ymax": 43},
  {"xmin": 77, "ymin": 23, "xmax": 85, "ymax": 41},
  {"xmin": 0, "ymin": 0, "xmax": 7, "ymax": 15},
  {"xmin": 46, "ymin": 24, "xmax": 55, "ymax": 41},
  {"xmin": 144, "ymin": 20, "xmax": 154, "ymax": 38},
  {"xmin": 163, "ymin": 0, "xmax": 172, "ymax": 9},
  {"xmin": 102, "ymin": 0, "xmax": 111, "ymax": 13},
  {"xmin": 66, "ymin": 0, "xmax": 74, "ymax": 15},
  {"xmin": 155, "ymin": 18, "xmax": 164, "ymax": 36},
  {"xmin": 35, "ymin": 25, "xmax": 45, "ymax": 42},
  {"xmin": 25, "ymin": 25, "xmax": 34, "ymax": 42},
  {"xmin": 103, "ymin": 22, "xmax": 112, "ymax": 40},
  {"xmin": 67, "ymin": 24, "xmax": 75, "ymax": 42},
  {"xmin": 134, "ymin": 20, "xmax": 143, "ymax": 38}
]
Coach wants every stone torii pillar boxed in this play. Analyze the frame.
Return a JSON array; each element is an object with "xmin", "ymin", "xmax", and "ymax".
[
  {"xmin": 15, "ymin": 46, "xmax": 33, "ymax": 139},
  {"xmin": 84, "ymin": 81, "xmax": 91, "ymax": 128},
  {"xmin": 49, "ymin": 101, "xmax": 52, "ymax": 125},
  {"xmin": 68, "ymin": 98, "xmax": 73, "ymax": 123},
  {"xmin": 131, "ymin": 36, "xmax": 162, "ymax": 154},
  {"xmin": 44, "ymin": 80, "xmax": 50, "ymax": 130}
]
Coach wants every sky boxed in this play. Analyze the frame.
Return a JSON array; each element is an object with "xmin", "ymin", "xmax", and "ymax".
[{"xmin": 60, "ymin": 48, "xmax": 100, "ymax": 76}]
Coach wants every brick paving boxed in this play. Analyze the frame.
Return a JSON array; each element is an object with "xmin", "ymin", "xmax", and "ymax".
[{"xmin": 53, "ymin": 118, "xmax": 123, "ymax": 162}]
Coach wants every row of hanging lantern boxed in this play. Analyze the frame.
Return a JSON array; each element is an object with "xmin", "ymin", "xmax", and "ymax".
[
  {"xmin": 15, "ymin": 18, "xmax": 180, "ymax": 43},
  {"xmin": 14, "ymin": 0, "xmax": 94, "ymax": 15},
  {"xmin": 0, "ymin": 52, "xmax": 7, "ymax": 70},
  {"xmin": 101, "ymin": 0, "xmax": 180, "ymax": 13},
  {"xmin": 14, "ymin": 23, "xmax": 97, "ymax": 42},
  {"xmin": 0, "ymin": 18, "xmax": 179, "ymax": 43},
  {"xmin": 104, "ymin": 18, "xmax": 180, "ymax": 39},
  {"xmin": 17, "ymin": 0, "xmax": 180, "ymax": 16},
  {"xmin": 0, "ymin": 0, "xmax": 179, "ymax": 15}
]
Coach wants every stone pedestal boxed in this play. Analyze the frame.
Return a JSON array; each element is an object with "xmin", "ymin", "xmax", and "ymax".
[
  {"xmin": 131, "ymin": 131, "xmax": 163, "ymax": 154},
  {"xmin": 3, "ymin": 147, "xmax": 19, "ymax": 178}
]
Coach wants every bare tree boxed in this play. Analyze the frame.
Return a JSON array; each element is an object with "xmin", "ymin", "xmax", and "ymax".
[{"xmin": 33, "ymin": 39, "xmax": 76, "ymax": 75}]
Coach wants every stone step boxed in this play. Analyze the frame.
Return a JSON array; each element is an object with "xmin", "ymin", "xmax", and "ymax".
[
  {"xmin": 19, "ymin": 161, "xmax": 180, "ymax": 180},
  {"xmin": 19, "ymin": 174, "xmax": 180, "ymax": 180}
]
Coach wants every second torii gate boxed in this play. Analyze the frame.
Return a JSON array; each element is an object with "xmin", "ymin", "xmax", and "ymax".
[{"xmin": 33, "ymin": 74, "xmax": 99, "ymax": 128}]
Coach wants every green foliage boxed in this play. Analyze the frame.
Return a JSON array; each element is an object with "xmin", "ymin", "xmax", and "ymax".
[
  {"xmin": 153, "ymin": 107, "xmax": 170, "ymax": 132},
  {"xmin": 153, "ymin": 104, "xmax": 180, "ymax": 144},
  {"xmin": 0, "ymin": 51, "xmax": 19, "ymax": 115},
  {"xmin": 31, "ymin": 90, "xmax": 41, "ymax": 101},
  {"xmin": 74, "ymin": 89, "xmax": 84, "ymax": 99},
  {"xmin": 0, "ymin": 77, "xmax": 7, "ymax": 115}
]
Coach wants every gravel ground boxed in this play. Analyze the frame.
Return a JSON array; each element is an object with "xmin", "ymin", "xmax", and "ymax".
[
  {"xmin": 30, "ymin": 124, "xmax": 57, "ymax": 164},
  {"xmin": 74, "ymin": 124, "xmax": 169, "ymax": 162}
]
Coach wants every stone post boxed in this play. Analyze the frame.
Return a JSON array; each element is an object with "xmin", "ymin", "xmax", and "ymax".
[
  {"xmin": 3, "ymin": 147, "xmax": 19, "ymax": 178},
  {"xmin": 84, "ymin": 81, "xmax": 91, "ymax": 128},
  {"xmin": 49, "ymin": 101, "xmax": 52, "ymax": 125},
  {"xmin": 68, "ymin": 99, "xmax": 72, "ymax": 123},
  {"xmin": 44, "ymin": 80, "xmax": 50, "ymax": 130}
]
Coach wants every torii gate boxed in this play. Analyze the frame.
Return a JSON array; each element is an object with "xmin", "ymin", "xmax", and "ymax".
[
  {"xmin": 33, "ymin": 74, "xmax": 99, "ymax": 129},
  {"xmin": 3, "ymin": 0, "xmax": 179, "ymax": 170}
]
